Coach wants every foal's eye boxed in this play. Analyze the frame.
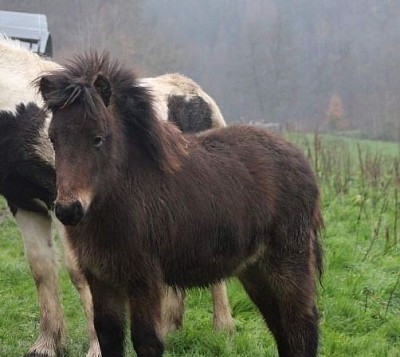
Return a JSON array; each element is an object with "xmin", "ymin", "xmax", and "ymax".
[{"xmin": 93, "ymin": 136, "xmax": 104, "ymax": 148}]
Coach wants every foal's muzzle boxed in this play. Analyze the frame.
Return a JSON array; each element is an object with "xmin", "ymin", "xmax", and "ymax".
[{"xmin": 55, "ymin": 200, "xmax": 84, "ymax": 226}]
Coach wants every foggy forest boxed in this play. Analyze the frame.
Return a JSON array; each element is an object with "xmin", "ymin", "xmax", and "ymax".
[{"xmin": 1, "ymin": 0, "xmax": 400, "ymax": 141}]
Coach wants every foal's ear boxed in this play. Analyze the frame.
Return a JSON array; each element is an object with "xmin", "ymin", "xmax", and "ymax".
[
  {"xmin": 38, "ymin": 76, "xmax": 54, "ymax": 103},
  {"xmin": 93, "ymin": 73, "xmax": 112, "ymax": 107}
]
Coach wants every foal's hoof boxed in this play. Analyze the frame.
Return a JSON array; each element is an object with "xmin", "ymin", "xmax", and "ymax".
[{"xmin": 136, "ymin": 346, "xmax": 164, "ymax": 357}]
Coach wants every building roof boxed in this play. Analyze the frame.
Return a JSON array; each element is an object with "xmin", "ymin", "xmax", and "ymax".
[{"xmin": 0, "ymin": 10, "xmax": 51, "ymax": 55}]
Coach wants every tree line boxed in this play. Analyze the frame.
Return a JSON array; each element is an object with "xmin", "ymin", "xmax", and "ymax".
[{"xmin": 1, "ymin": 0, "xmax": 399, "ymax": 140}]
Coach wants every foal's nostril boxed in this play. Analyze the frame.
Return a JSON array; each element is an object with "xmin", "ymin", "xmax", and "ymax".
[{"xmin": 55, "ymin": 200, "xmax": 84, "ymax": 226}]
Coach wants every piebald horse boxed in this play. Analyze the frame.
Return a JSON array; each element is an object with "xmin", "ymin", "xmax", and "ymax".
[{"xmin": 0, "ymin": 37, "xmax": 232, "ymax": 357}]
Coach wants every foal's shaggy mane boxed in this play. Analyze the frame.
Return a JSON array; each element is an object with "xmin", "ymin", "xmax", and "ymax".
[
  {"xmin": 37, "ymin": 52, "xmax": 188, "ymax": 173},
  {"xmin": 37, "ymin": 52, "xmax": 136, "ymax": 114}
]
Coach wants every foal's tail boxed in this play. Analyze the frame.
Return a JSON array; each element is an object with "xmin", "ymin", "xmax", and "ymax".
[{"xmin": 312, "ymin": 206, "xmax": 324, "ymax": 281}]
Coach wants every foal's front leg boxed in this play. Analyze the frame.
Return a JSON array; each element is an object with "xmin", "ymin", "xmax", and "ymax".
[
  {"xmin": 129, "ymin": 281, "xmax": 164, "ymax": 357},
  {"xmin": 85, "ymin": 272, "xmax": 127, "ymax": 357}
]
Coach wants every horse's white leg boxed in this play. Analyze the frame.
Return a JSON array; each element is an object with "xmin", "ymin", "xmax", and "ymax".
[
  {"xmin": 15, "ymin": 209, "xmax": 65, "ymax": 357},
  {"xmin": 161, "ymin": 287, "xmax": 185, "ymax": 337},
  {"xmin": 52, "ymin": 216, "xmax": 101, "ymax": 357},
  {"xmin": 211, "ymin": 282, "xmax": 234, "ymax": 332}
]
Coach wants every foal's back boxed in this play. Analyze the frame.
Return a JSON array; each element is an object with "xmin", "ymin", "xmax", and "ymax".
[
  {"xmin": 151, "ymin": 125, "xmax": 320, "ymax": 286},
  {"xmin": 186, "ymin": 125, "xmax": 319, "ymax": 222}
]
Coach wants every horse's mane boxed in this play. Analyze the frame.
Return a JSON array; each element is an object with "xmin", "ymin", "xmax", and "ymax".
[{"xmin": 38, "ymin": 52, "xmax": 188, "ymax": 173}]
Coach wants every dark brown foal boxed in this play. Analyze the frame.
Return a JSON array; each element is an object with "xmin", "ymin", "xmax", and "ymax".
[{"xmin": 38, "ymin": 52, "xmax": 323, "ymax": 357}]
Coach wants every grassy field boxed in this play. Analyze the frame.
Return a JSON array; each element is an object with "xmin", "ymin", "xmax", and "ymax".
[{"xmin": 0, "ymin": 135, "xmax": 399, "ymax": 356}]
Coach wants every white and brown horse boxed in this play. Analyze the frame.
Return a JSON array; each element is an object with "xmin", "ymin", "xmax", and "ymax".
[{"xmin": 0, "ymin": 36, "xmax": 232, "ymax": 357}]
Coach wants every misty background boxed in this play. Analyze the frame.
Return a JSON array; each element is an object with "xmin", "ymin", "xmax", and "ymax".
[{"xmin": 1, "ymin": 0, "xmax": 400, "ymax": 141}]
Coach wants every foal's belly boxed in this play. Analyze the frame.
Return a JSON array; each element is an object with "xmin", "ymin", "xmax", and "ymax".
[
  {"xmin": 163, "ymin": 261, "xmax": 235, "ymax": 288},
  {"xmin": 161, "ymin": 242, "xmax": 266, "ymax": 288}
]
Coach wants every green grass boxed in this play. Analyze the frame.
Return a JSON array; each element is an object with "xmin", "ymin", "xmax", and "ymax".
[
  {"xmin": 289, "ymin": 132, "xmax": 400, "ymax": 158},
  {"xmin": 0, "ymin": 135, "xmax": 399, "ymax": 356}
]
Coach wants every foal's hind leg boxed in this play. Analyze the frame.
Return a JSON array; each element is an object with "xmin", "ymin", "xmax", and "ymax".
[
  {"xmin": 238, "ymin": 258, "xmax": 319, "ymax": 357},
  {"xmin": 53, "ymin": 217, "xmax": 100, "ymax": 357},
  {"xmin": 15, "ymin": 209, "xmax": 65, "ymax": 357}
]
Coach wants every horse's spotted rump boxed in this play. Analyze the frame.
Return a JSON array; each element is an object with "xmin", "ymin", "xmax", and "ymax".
[{"xmin": 167, "ymin": 95, "xmax": 213, "ymax": 132}]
